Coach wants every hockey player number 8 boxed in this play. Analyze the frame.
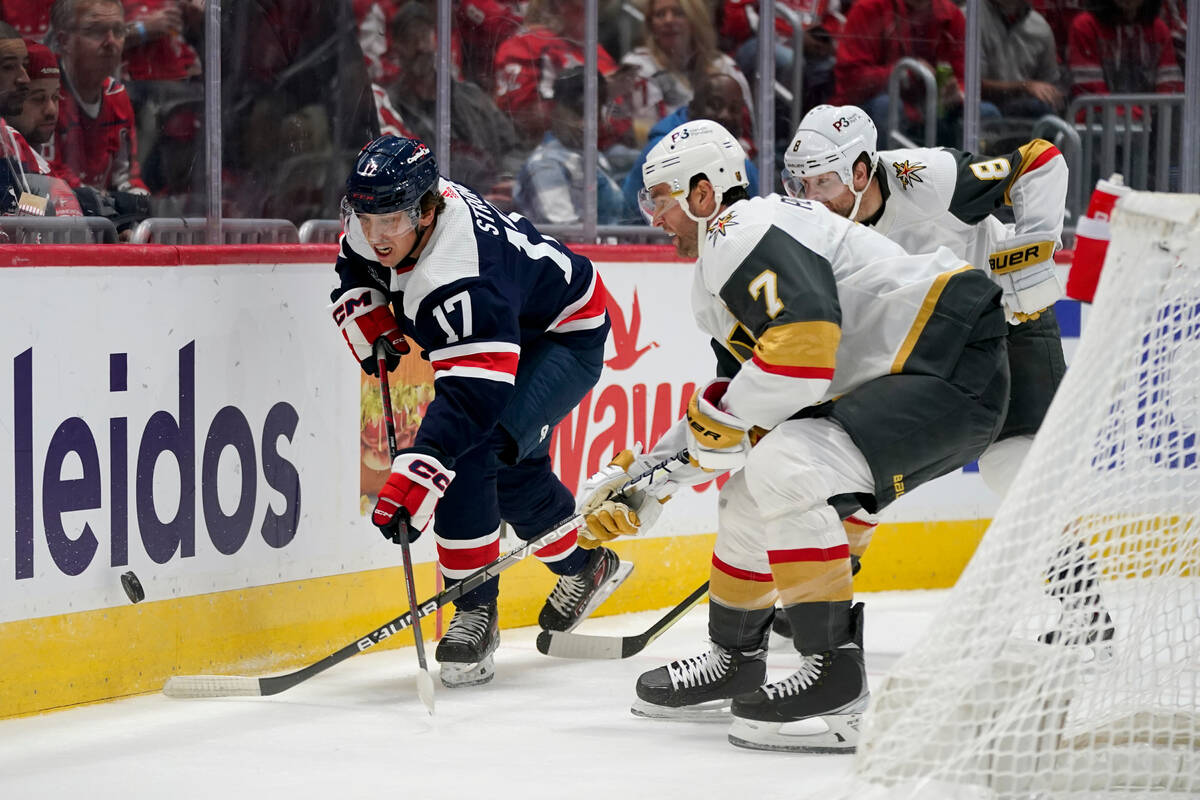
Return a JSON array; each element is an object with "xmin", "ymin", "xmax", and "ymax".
[{"xmin": 969, "ymin": 158, "xmax": 1012, "ymax": 181}]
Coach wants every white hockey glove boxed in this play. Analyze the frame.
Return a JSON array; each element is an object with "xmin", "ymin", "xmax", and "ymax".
[
  {"xmin": 686, "ymin": 378, "xmax": 757, "ymax": 471},
  {"xmin": 987, "ymin": 236, "xmax": 1063, "ymax": 324},
  {"xmin": 329, "ymin": 286, "xmax": 410, "ymax": 376},
  {"xmin": 577, "ymin": 446, "xmax": 671, "ymax": 548}
]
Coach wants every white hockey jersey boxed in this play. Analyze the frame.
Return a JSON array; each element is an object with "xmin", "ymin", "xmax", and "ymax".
[
  {"xmin": 693, "ymin": 195, "xmax": 1002, "ymax": 429},
  {"xmin": 868, "ymin": 140, "xmax": 1068, "ymax": 272}
]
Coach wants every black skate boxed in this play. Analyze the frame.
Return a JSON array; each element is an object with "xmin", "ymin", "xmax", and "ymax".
[
  {"xmin": 1039, "ymin": 596, "xmax": 1116, "ymax": 662},
  {"xmin": 1039, "ymin": 541, "xmax": 1115, "ymax": 662},
  {"xmin": 632, "ymin": 642, "xmax": 767, "ymax": 721},
  {"xmin": 436, "ymin": 602, "xmax": 499, "ymax": 688},
  {"xmin": 538, "ymin": 546, "xmax": 633, "ymax": 632},
  {"xmin": 729, "ymin": 603, "xmax": 869, "ymax": 753}
]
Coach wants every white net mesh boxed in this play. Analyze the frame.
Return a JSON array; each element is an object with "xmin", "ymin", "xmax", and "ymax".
[{"xmin": 833, "ymin": 192, "xmax": 1200, "ymax": 799}]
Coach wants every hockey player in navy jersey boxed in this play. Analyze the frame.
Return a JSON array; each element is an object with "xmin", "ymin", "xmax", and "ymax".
[
  {"xmin": 575, "ymin": 120, "xmax": 1010, "ymax": 751},
  {"xmin": 330, "ymin": 135, "xmax": 629, "ymax": 688}
]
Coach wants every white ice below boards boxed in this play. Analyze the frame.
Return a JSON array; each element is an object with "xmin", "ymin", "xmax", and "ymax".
[{"xmin": 0, "ymin": 590, "xmax": 946, "ymax": 800}]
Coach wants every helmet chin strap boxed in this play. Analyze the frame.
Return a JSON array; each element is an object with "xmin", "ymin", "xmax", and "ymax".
[
  {"xmin": 680, "ymin": 190, "xmax": 722, "ymax": 258},
  {"xmin": 848, "ymin": 183, "xmax": 867, "ymax": 222},
  {"xmin": 396, "ymin": 220, "xmax": 433, "ymax": 269}
]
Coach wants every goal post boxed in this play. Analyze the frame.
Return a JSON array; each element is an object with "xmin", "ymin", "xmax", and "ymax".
[{"xmin": 832, "ymin": 191, "xmax": 1200, "ymax": 799}]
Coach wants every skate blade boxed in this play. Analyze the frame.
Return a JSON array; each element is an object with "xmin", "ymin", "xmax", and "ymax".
[
  {"xmin": 562, "ymin": 559, "xmax": 635, "ymax": 633},
  {"xmin": 439, "ymin": 654, "xmax": 495, "ymax": 688},
  {"xmin": 728, "ymin": 695, "xmax": 868, "ymax": 753},
  {"xmin": 630, "ymin": 697, "xmax": 732, "ymax": 722},
  {"xmin": 727, "ymin": 713, "xmax": 861, "ymax": 753}
]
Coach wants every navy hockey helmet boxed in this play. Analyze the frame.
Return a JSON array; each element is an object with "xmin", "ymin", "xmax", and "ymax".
[{"xmin": 344, "ymin": 135, "xmax": 439, "ymax": 216}]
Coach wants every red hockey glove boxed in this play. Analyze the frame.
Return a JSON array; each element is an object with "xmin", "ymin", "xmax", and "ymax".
[
  {"xmin": 330, "ymin": 286, "xmax": 410, "ymax": 376},
  {"xmin": 372, "ymin": 448, "xmax": 456, "ymax": 542}
]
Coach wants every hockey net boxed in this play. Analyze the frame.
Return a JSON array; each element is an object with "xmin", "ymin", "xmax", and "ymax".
[{"xmin": 833, "ymin": 191, "xmax": 1200, "ymax": 800}]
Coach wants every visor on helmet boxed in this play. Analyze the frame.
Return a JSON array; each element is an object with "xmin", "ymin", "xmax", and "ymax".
[
  {"xmin": 343, "ymin": 195, "xmax": 421, "ymax": 241},
  {"xmin": 637, "ymin": 185, "xmax": 684, "ymax": 224},
  {"xmin": 780, "ymin": 169, "xmax": 848, "ymax": 202}
]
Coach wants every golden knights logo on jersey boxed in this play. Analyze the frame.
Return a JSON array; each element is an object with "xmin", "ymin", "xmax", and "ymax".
[
  {"xmin": 707, "ymin": 211, "xmax": 739, "ymax": 244},
  {"xmin": 892, "ymin": 160, "xmax": 927, "ymax": 190}
]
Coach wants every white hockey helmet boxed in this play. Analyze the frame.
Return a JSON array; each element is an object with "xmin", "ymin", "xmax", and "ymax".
[
  {"xmin": 639, "ymin": 119, "xmax": 749, "ymax": 224},
  {"xmin": 782, "ymin": 104, "xmax": 878, "ymax": 200}
]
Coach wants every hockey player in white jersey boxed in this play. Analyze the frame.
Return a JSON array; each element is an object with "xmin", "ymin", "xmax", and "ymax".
[
  {"xmin": 575, "ymin": 120, "xmax": 1010, "ymax": 752},
  {"xmin": 783, "ymin": 106, "xmax": 1114, "ymax": 655},
  {"xmin": 783, "ymin": 104, "xmax": 1068, "ymax": 498}
]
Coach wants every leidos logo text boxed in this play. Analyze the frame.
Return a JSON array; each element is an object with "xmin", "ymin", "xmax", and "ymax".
[{"xmin": 12, "ymin": 342, "xmax": 301, "ymax": 579}]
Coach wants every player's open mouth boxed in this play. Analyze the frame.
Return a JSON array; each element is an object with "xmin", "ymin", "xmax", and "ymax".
[{"xmin": 373, "ymin": 245, "xmax": 393, "ymax": 258}]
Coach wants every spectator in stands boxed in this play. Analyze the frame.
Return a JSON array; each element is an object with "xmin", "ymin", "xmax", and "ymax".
[
  {"xmin": 621, "ymin": 0, "xmax": 754, "ymax": 146},
  {"xmin": 0, "ymin": 0, "xmax": 50, "ymax": 41},
  {"xmin": 1067, "ymin": 0, "xmax": 1184, "ymax": 100},
  {"xmin": 49, "ymin": 0, "xmax": 149, "ymax": 194},
  {"xmin": 385, "ymin": 2, "xmax": 523, "ymax": 211},
  {"xmin": 0, "ymin": 23, "xmax": 32, "ymax": 212},
  {"xmin": 514, "ymin": 66, "xmax": 625, "ymax": 226},
  {"xmin": 121, "ymin": 2, "xmax": 204, "ymax": 208},
  {"xmin": 1032, "ymin": 0, "xmax": 1087, "ymax": 63},
  {"xmin": 458, "ymin": 0, "xmax": 522, "ymax": 90},
  {"xmin": 493, "ymin": 0, "xmax": 632, "ymax": 151},
  {"xmin": 10, "ymin": 41, "xmax": 58, "ymax": 151},
  {"xmin": 220, "ymin": 0, "xmax": 379, "ymax": 220},
  {"xmin": 980, "ymin": 0, "xmax": 1064, "ymax": 120},
  {"xmin": 620, "ymin": 70, "xmax": 759, "ymax": 222},
  {"xmin": 1, "ymin": 29, "xmax": 82, "ymax": 217},
  {"xmin": 833, "ymin": 0, "xmax": 999, "ymax": 146},
  {"xmin": 719, "ymin": 0, "xmax": 840, "ymax": 116}
]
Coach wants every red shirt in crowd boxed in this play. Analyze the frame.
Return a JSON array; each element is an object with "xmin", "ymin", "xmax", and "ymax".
[
  {"xmin": 832, "ymin": 0, "xmax": 965, "ymax": 106},
  {"xmin": 0, "ymin": 0, "xmax": 50, "ymax": 40},
  {"xmin": 123, "ymin": 1, "xmax": 201, "ymax": 82},
  {"xmin": 493, "ymin": 25, "xmax": 624, "ymax": 145},
  {"xmin": 1067, "ymin": 12, "xmax": 1184, "ymax": 97},
  {"xmin": 48, "ymin": 75, "xmax": 148, "ymax": 192},
  {"xmin": 719, "ymin": 0, "xmax": 842, "ymax": 48}
]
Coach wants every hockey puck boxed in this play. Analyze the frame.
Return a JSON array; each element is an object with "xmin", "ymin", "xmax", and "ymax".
[{"xmin": 121, "ymin": 571, "xmax": 145, "ymax": 604}]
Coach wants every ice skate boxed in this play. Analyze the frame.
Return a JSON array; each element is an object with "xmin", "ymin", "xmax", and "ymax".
[
  {"xmin": 729, "ymin": 603, "xmax": 869, "ymax": 753},
  {"xmin": 1039, "ymin": 541, "xmax": 1115, "ymax": 661},
  {"xmin": 1039, "ymin": 595, "xmax": 1115, "ymax": 662},
  {"xmin": 631, "ymin": 641, "xmax": 767, "ymax": 721},
  {"xmin": 538, "ymin": 546, "xmax": 633, "ymax": 632},
  {"xmin": 436, "ymin": 602, "xmax": 499, "ymax": 687}
]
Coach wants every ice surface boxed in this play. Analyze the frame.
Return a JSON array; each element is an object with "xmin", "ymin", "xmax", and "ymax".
[{"xmin": 0, "ymin": 590, "xmax": 946, "ymax": 800}]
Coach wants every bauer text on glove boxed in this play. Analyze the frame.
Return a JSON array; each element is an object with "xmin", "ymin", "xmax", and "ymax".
[
  {"xmin": 686, "ymin": 378, "xmax": 753, "ymax": 471},
  {"xmin": 330, "ymin": 286, "xmax": 410, "ymax": 375},
  {"xmin": 372, "ymin": 448, "xmax": 456, "ymax": 542},
  {"xmin": 988, "ymin": 238, "xmax": 1062, "ymax": 324}
]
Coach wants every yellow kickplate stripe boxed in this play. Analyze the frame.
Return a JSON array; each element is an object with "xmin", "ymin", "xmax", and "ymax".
[{"xmin": 1, "ymin": 520, "xmax": 990, "ymax": 719}]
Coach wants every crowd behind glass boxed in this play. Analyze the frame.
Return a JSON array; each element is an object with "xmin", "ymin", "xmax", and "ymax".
[{"xmin": 0, "ymin": 0, "xmax": 1194, "ymax": 242}]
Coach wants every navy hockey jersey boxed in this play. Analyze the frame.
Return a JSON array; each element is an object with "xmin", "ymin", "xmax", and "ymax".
[{"xmin": 335, "ymin": 178, "xmax": 610, "ymax": 463}]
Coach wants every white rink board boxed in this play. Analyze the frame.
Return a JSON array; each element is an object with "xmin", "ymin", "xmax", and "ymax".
[{"xmin": 1, "ymin": 253, "xmax": 1070, "ymax": 624}]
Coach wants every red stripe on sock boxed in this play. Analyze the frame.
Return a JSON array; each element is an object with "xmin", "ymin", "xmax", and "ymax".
[
  {"xmin": 767, "ymin": 544, "xmax": 851, "ymax": 565},
  {"xmin": 438, "ymin": 540, "xmax": 501, "ymax": 572}
]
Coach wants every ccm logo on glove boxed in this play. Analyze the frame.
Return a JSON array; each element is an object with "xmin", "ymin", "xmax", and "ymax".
[
  {"xmin": 372, "ymin": 450, "xmax": 456, "ymax": 541},
  {"xmin": 330, "ymin": 287, "xmax": 410, "ymax": 376}
]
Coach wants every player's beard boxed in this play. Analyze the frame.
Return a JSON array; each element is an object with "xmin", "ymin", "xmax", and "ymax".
[{"xmin": 674, "ymin": 227, "xmax": 700, "ymax": 259}]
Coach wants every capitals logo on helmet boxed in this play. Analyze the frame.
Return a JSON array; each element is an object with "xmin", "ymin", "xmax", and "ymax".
[{"xmin": 345, "ymin": 136, "xmax": 439, "ymax": 215}]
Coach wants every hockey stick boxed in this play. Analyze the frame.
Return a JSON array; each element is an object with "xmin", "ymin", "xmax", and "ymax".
[
  {"xmin": 376, "ymin": 344, "xmax": 435, "ymax": 715},
  {"xmin": 163, "ymin": 449, "xmax": 690, "ymax": 699},
  {"xmin": 535, "ymin": 580, "xmax": 709, "ymax": 659}
]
